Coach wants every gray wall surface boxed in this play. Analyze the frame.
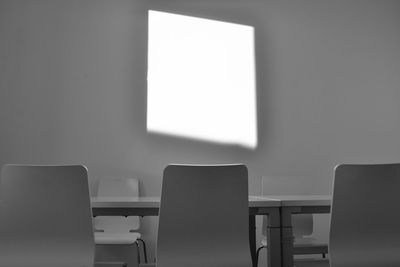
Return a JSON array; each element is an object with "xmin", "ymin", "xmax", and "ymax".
[{"xmin": 1, "ymin": 0, "xmax": 400, "ymax": 263}]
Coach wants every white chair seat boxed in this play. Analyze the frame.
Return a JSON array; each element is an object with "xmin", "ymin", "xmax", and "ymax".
[{"xmin": 95, "ymin": 232, "xmax": 141, "ymax": 245}]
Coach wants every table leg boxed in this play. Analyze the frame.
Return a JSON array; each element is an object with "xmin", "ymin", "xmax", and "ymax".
[
  {"xmin": 267, "ymin": 208, "xmax": 282, "ymax": 267},
  {"xmin": 280, "ymin": 208, "xmax": 297, "ymax": 267}
]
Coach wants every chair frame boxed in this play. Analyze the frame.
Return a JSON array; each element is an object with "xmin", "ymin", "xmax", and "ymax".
[
  {"xmin": 155, "ymin": 164, "xmax": 253, "ymax": 267},
  {"xmin": 95, "ymin": 177, "xmax": 148, "ymax": 265},
  {"xmin": 329, "ymin": 163, "xmax": 400, "ymax": 267},
  {"xmin": 0, "ymin": 164, "xmax": 126, "ymax": 267}
]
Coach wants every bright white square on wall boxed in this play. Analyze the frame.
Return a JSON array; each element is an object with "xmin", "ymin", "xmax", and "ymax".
[{"xmin": 147, "ymin": 10, "xmax": 257, "ymax": 148}]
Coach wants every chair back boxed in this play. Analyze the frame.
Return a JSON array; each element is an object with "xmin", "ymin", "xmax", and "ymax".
[
  {"xmin": 157, "ymin": 164, "xmax": 252, "ymax": 267},
  {"xmin": 330, "ymin": 163, "xmax": 400, "ymax": 267},
  {"xmin": 95, "ymin": 178, "xmax": 140, "ymax": 232},
  {"xmin": 262, "ymin": 176, "xmax": 313, "ymax": 238},
  {"xmin": 0, "ymin": 165, "xmax": 95, "ymax": 267},
  {"xmin": 97, "ymin": 178, "xmax": 139, "ymax": 197}
]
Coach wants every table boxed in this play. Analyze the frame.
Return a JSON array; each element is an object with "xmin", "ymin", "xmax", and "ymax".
[
  {"xmin": 267, "ymin": 195, "xmax": 332, "ymax": 267},
  {"xmin": 91, "ymin": 195, "xmax": 332, "ymax": 267},
  {"xmin": 92, "ymin": 196, "xmax": 282, "ymax": 267}
]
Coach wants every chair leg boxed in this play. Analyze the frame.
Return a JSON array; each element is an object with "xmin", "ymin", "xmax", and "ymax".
[
  {"xmin": 255, "ymin": 246, "xmax": 266, "ymax": 267},
  {"xmin": 137, "ymin": 238, "xmax": 148, "ymax": 263},
  {"xmin": 134, "ymin": 241, "xmax": 141, "ymax": 265}
]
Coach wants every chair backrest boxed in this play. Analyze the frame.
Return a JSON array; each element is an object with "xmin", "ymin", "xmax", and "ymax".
[
  {"xmin": 95, "ymin": 178, "xmax": 140, "ymax": 232},
  {"xmin": 0, "ymin": 165, "xmax": 95, "ymax": 267},
  {"xmin": 261, "ymin": 176, "xmax": 313, "ymax": 238},
  {"xmin": 97, "ymin": 178, "xmax": 139, "ymax": 197},
  {"xmin": 330, "ymin": 163, "xmax": 400, "ymax": 267},
  {"xmin": 157, "ymin": 164, "xmax": 252, "ymax": 267}
]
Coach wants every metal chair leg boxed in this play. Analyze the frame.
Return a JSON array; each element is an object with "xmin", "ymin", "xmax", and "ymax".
[
  {"xmin": 134, "ymin": 241, "xmax": 141, "ymax": 265},
  {"xmin": 137, "ymin": 238, "xmax": 148, "ymax": 263},
  {"xmin": 255, "ymin": 246, "xmax": 266, "ymax": 267}
]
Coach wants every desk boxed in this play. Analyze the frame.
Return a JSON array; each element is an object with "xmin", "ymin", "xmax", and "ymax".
[
  {"xmin": 92, "ymin": 195, "xmax": 332, "ymax": 267},
  {"xmin": 267, "ymin": 195, "xmax": 332, "ymax": 267},
  {"xmin": 92, "ymin": 196, "xmax": 282, "ymax": 267}
]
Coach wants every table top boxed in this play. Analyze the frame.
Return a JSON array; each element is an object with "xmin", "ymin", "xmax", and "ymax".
[
  {"xmin": 91, "ymin": 196, "xmax": 282, "ymax": 208},
  {"xmin": 91, "ymin": 195, "xmax": 331, "ymax": 208},
  {"xmin": 264, "ymin": 195, "xmax": 332, "ymax": 206},
  {"xmin": 91, "ymin": 197, "xmax": 161, "ymax": 208}
]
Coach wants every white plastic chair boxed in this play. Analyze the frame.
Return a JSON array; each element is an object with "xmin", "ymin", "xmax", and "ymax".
[
  {"xmin": 0, "ymin": 164, "xmax": 126, "ymax": 267},
  {"xmin": 143, "ymin": 164, "xmax": 252, "ymax": 267},
  {"xmin": 256, "ymin": 176, "xmax": 328, "ymax": 265},
  {"xmin": 94, "ymin": 178, "xmax": 147, "ymax": 265},
  {"xmin": 329, "ymin": 163, "xmax": 400, "ymax": 267}
]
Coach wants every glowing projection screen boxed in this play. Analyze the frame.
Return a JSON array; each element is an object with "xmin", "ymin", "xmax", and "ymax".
[{"xmin": 147, "ymin": 10, "xmax": 257, "ymax": 148}]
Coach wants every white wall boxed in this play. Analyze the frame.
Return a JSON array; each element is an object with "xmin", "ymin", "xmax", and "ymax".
[{"xmin": 1, "ymin": 0, "xmax": 400, "ymax": 262}]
